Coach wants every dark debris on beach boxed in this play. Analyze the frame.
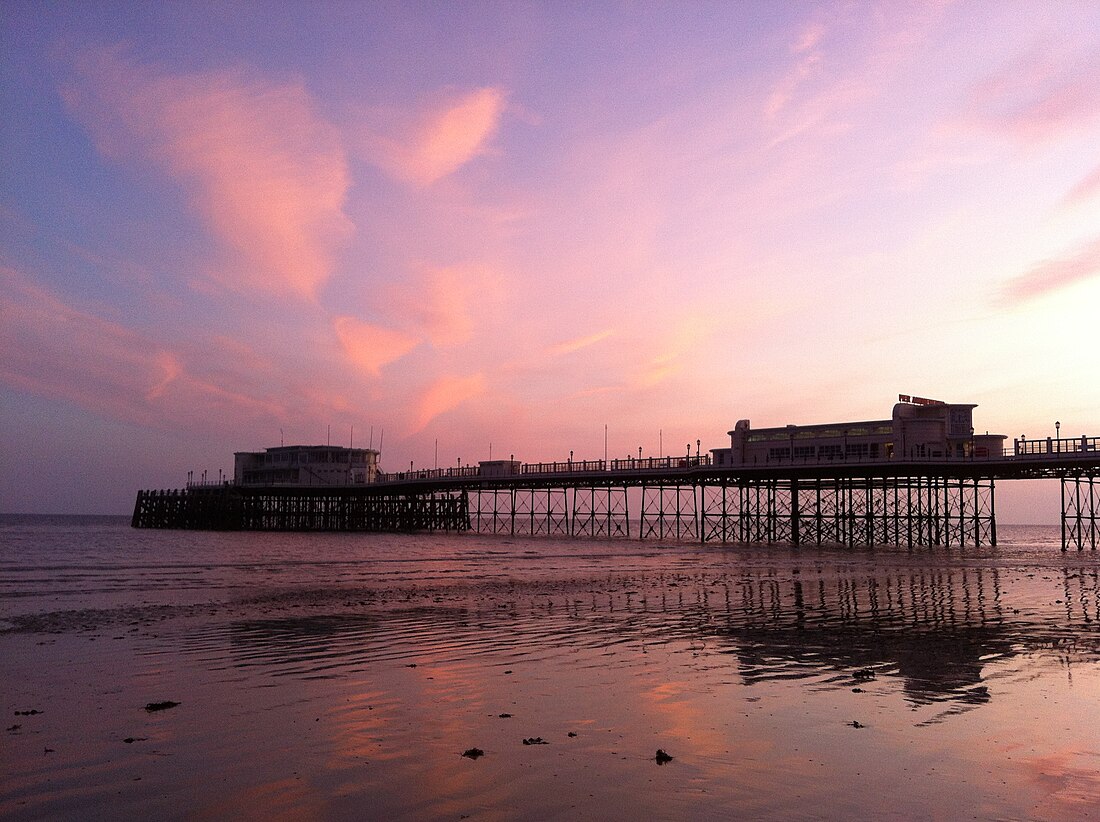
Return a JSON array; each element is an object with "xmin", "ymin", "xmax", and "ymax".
[{"xmin": 144, "ymin": 701, "xmax": 180, "ymax": 712}]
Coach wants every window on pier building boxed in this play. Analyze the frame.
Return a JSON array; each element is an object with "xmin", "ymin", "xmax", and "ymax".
[{"xmin": 948, "ymin": 408, "xmax": 972, "ymax": 437}]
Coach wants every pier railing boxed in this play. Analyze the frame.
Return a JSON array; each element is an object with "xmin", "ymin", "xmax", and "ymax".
[{"xmin": 1013, "ymin": 435, "xmax": 1099, "ymax": 457}]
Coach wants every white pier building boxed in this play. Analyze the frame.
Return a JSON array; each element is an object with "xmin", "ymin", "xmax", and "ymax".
[
  {"xmin": 711, "ymin": 395, "xmax": 1007, "ymax": 467},
  {"xmin": 234, "ymin": 445, "xmax": 380, "ymax": 486}
]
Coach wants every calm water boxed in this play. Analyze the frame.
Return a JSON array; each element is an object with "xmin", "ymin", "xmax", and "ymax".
[{"xmin": 2, "ymin": 516, "xmax": 1099, "ymax": 820}]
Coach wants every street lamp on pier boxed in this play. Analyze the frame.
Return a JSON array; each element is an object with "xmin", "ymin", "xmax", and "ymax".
[{"xmin": 1056, "ymin": 420, "xmax": 1061, "ymax": 453}]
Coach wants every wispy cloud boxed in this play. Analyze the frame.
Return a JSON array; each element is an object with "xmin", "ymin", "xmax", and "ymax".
[
  {"xmin": 1061, "ymin": 163, "xmax": 1100, "ymax": 209},
  {"xmin": 765, "ymin": 22, "xmax": 826, "ymax": 121},
  {"xmin": 547, "ymin": 330, "xmax": 614, "ymax": 357},
  {"xmin": 792, "ymin": 22, "xmax": 827, "ymax": 55},
  {"xmin": 388, "ymin": 263, "xmax": 503, "ymax": 347},
  {"xmin": 963, "ymin": 50, "xmax": 1100, "ymax": 144},
  {"xmin": 1002, "ymin": 235, "xmax": 1100, "ymax": 303},
  {"xmin": 628, "ymin": 315, "xmax": 714, "ymax": 391},
  {"xmin": 61, "ymin": 45, "xmax": 352, "ymax": 300},
  {"xmin": 0, "ymin": 266, "xmax": 288, "ymax": 428},
  {"xmin": 763, "ymin": 6, "xmax": 946, "ymax": 148},
  {"xmin": 332, "ymin": 316, "xmax": 419, "ymax": 376},
  {"xmin": 362, "ymin": 87, "xmax": 506, "ymax": 186},
  {"xmin": 414, "ymin": 373, "xmax": 487, "ymax": 431}
]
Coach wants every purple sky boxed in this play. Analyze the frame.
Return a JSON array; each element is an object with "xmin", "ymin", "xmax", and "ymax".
[{"xmin": 2, "ymin": 2, "xmax": 1099, "ymax": 518}]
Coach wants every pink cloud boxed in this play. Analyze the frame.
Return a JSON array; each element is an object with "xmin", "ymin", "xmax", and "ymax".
[
  {"xmin": 1061, "ymin": 163, "xmax": 1100, "ymax": 209},
  {"xmin": 146, "ymin": 351, "xmax": 183, "ymax": 400},
  {"xmin": 628, "ymin": 316, "xmax": 714, "ymax": 391},
  {"xmin": 363, "ymin": 87, "xmax": 506, "ymax": 186},
  {"xmin": 764, "ymin": 48, "xmax": 821, "ymax": 122},
  {"xmin": 386, "ymin": 263, "xmax": 503, "ymax": 347},
  {"xmin": 332, "ymin": 316, "xmax": 419, "ymax": 376},
  {"xmin": 964, "ymin": 51, "xmax": 1100, "ymax": 144},
  {"xmin": 0, "ymin": 266, "xmax": 289, "ymax": 429},
  {"xmin": 547, "ymin": 330, "xmax": 614, "ymax": 357},
  {"xmin": 792, "ymin": 22, "xmax": 827, "ymax": 55},
  {"xmin": 1002, "ymin": 235, "xmax": 1100, "ymax": 303},
  {"xmin": 413, "ymin": 373, "xmax": 487, "ymax": 431},
  {"xmin": 61, "ymin": 46, "xmax": 352, "ymax": 300}
]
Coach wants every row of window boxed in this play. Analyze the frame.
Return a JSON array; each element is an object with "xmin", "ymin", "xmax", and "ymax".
[
  {"xmin": 766, "ymin": 443, "xmax": 884, "ymax": 460},
  {"xmin": 258, "ymin": 452, "xmax": 369, "ymax": 466},
  {"xmin": 243, "ymin": 467, "xmax": 368, "ymax": 484},
  {"xmin": 746, "ymin": 424, "xmax": 893, "ymax": 443}
]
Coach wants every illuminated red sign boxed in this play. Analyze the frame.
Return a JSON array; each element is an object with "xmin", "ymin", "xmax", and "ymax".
[{"xmin": 898, "ymin": 394, "xmax": 944, "ymax": 406}]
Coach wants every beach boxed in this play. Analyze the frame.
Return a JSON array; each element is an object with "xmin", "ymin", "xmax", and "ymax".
[{"xmin": 2, "ymin": 516, "xmax": 1099, "ymax": 820}]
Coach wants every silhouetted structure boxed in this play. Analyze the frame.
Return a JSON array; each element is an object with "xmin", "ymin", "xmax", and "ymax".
[{"xmin": 133, "ymin": 397, "xmax": 1100, "ymax": 550}]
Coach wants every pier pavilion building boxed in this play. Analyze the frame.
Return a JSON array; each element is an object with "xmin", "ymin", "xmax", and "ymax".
[
  {"xmin": 233, "ymin": 445, "xmax": 380, "ymax": 486},
  {"xmin": 711, "ymin": 396, "xmax": 1008, "ymax": 467}
]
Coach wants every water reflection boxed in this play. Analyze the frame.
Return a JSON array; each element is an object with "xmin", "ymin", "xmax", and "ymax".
[
  {"xmin": 7, "ymin": 522, "xmax": 1100, "ymax": 821},
  {"xmin": 704, "ymin": 568, "xmax": 1008, "ymax": 707},
  {"xmin": 195, "ymin": 561, "xmax": 1100, "ymax": 717}
]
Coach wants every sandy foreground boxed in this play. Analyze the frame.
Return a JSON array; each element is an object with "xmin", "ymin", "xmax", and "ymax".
[{"xmin": 2, "ymin": 525, "xmax": 1100, "ymax": 820}]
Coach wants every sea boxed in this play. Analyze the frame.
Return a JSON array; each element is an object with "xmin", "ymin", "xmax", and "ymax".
[{"xmin": 2, "ymin": 515, "xmax": 1099, "ymax": 820}]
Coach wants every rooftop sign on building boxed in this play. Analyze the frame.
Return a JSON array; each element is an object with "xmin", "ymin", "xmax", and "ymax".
[{"xmin": 898, "ymin": 394, "xmax": 945, "ymax": 406}]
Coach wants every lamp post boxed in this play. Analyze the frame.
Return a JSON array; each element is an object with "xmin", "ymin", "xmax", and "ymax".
[{"xmin": 1056, "ymin": 420, "xmax": 1061, "ymax": 453}]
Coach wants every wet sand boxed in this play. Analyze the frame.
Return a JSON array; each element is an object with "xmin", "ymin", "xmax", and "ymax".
[{"xmin": 2, "ymin": 519, "xmax": 1100, "ymax": 819}]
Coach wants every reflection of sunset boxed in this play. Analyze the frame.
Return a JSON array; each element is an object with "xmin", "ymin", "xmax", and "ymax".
[{"xmin": 4, "ymin": 522, "xmax": 1100, "ymax": 818}]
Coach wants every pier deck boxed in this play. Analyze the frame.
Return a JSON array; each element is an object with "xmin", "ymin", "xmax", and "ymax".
[{"xmin": 133, "ymin": 444, "xmax": 1100, "ymax": 550}]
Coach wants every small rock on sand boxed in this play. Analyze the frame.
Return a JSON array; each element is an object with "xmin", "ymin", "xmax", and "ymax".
[
  {"xmin": 144, "ymin": 701, "xmax": 180, "ymax": 712},
  {"xmin": 655, "ymin": 749, "xmax": 673, "ymax": 764},
  {"xmin": 462, "ymin": 748, "xmax": 485, "ymax": 759}
]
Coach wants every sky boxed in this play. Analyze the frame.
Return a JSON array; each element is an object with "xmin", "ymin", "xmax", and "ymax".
[{"xmin": 2, "ymin": 1, "xmax": 1099, "ymax": 519}]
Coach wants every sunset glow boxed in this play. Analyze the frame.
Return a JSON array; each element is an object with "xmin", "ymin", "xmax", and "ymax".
[{"xmin": 2, "ymin": 2, "xmax": 1098, "ymax": 515}]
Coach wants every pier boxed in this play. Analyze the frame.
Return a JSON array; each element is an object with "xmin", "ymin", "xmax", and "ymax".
[
  {"xmin": 133, "ymin": 440, "xmax": 1099, "ymax": 550},
  {"xmin": 132, "ymin": 398, "xmax": 1099, "ymax": 549}
]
